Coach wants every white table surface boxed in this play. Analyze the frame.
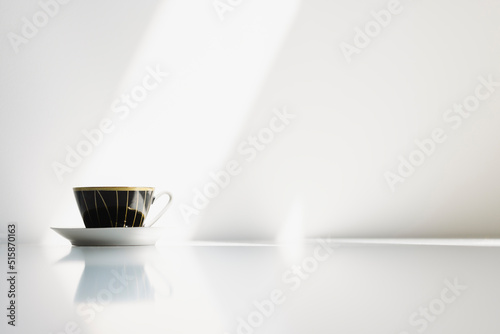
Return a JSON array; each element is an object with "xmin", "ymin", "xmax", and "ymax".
[{"xmin": 2, "ymin": 239, "xmax": 500, "ymax": 334}]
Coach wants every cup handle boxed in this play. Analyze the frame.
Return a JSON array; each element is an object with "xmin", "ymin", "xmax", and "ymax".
[{"xmin": 144, "ymin": 191, "xmax": 173, "ymax": 227}]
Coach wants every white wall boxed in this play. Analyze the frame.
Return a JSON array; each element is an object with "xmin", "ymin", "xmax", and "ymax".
[
  {"xmin": 1, "ymin": 0, "xmax": 500, "ymax": 243},
  {"xmin": 192, "ymin": 0, "xmax": 500, "ymax": 240}
]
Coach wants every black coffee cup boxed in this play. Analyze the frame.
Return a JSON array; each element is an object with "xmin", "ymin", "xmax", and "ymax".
[{"xmin": 73, "ymin": 187, "xmax": 172, "ymax": 228}]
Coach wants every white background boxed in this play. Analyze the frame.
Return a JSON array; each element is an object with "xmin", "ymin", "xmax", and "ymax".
[{"xmin": 1, "ymin": 0, "xmax": 500, "ymax": 243}]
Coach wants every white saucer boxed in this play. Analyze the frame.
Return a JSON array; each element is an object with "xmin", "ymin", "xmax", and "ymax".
[{"xmin": 51, "ymin": 227, "xmax": 164, "ymax": 246}]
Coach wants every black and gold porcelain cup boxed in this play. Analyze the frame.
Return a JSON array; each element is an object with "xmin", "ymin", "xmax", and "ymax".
[{"xmin": 73, "ymin": 187, "xmax": 173, "ymax": 228}]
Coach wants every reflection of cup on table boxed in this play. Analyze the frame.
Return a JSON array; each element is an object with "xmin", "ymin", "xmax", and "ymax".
[
  {"xmin": 73, "ymin": 186, "xmax": 172, "ymax": 228},
  {"xmin": 56, "ymin": 246, "xmax": 172, "ymax": 303},
  {"xmin": 75, "ymin": 263, "xmax": 154, "ymax": 303}
]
